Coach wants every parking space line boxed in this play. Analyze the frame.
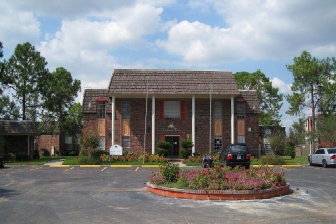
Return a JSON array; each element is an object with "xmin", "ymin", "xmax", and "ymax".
[
  {"xmin": 101, "ymin": 167, "xmax": 107, "ymax": 171},
  {"xmin": 135, "ymin": 167, "xmax": 139, "ymax": 172},
  {"xmin": 111, "ymin": 165, "xmax": 132, "ymax": 168},
  {"xmin": 142, "ymin": 165, "xmax": 160, "ymax": 168},
  {"xmin": 80, "ymin": 165, "xmax": 100, "ymax": 168}
]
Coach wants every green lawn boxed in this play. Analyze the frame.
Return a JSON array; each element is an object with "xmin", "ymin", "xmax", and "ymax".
[{"xmin": 6, "ymin": 156, "xmax": 309, "ymax": 166}]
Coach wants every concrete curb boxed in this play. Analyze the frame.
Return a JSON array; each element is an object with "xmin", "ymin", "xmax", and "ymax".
[{"xmin": 147, "ymin": 182, "xmax": 290, "ymax": 200}]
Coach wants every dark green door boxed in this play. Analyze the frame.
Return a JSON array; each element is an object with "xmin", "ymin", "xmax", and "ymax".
[{"xmin": 165, "ymin": 136, "xmax": 179, "ymax": 157}]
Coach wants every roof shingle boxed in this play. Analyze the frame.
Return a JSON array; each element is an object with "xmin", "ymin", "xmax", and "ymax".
[{"xmin": 0, "ymin": 120, "xmax": 39, "ymax": 135}]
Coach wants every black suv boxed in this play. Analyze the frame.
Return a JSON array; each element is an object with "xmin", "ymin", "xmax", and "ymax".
[{"xmin": 219, "ymin": 143, "xmax": 251, "ymax": 169}]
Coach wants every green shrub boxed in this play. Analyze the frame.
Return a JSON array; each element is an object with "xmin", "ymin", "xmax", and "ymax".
[
  {"xmin": 156, "ymin": 148, "xmax": 169, "ymax": 157},
  {"xmin": 261, "ymin": 155, "xmax": 285, "ymax": 165},
  {"xmin": 157, "ymin": 141, "xmax": 171, "ymax": 151},
  {"xmin": 78, "ymin": 156, "xmax": 101, "ymax": 165},
  {"xmin": 5, "ymin": 153, "xmax": 16, "ymax": 162},
  {"xmin": 180, "ymin": 149, "xmax": 192, "ymax": 159},
  {"xmin": 90, "ymin": 149, "xmax": 109, "ymax": 159},
  {"xmin": 286, "ymin": 143, "xmax": 296, "ymax": 159},
  {"xmin": 40, "ymin": 148, "xmax": 50, "ymax": 156},
  {"xmin": 160, "ymin": 163, "xmax": 180, "ymax": 183},
  {"xmin": 181, "ymin": 139, "xmax": 194, "ymax": 150},
  {"xmin": 16, "ymin": 154, "xmax": 30, "ymax": 161}
]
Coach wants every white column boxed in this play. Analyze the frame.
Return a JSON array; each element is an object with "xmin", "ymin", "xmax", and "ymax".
[
  {"xmin": 111, "ymin": 95, "xmax": 115, "ymax": 145},
  {"xmin": 192, "ymin": 95, "xmax": 195, "ymax": 154},
  {"xmin": 152, "ymin": 96, "xmax": 155, "ymax": 154},
  {"xmin": 231, "ymin": 96, "xmax": 234, "ymax": 143},
  {"xmin": 28, "ymin": 136, "xmax": 30, "ymax": 155}
]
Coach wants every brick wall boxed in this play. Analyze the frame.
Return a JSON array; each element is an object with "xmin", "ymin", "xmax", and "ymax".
[
  {"xmin": 38, "ymin": 135, "xmax": 60, "ymax": 155},
  {"xmin": 83, "ymin": 97, "xmax": 259, "ymax": 155}
]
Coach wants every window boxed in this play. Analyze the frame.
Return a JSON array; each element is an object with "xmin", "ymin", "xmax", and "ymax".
[
  {"xmin": 97, "ymin": 102, "xmax": 105, "ymax": 119},
  {"xmin": 122, "ymin": 101, "xmax": 130, "ymax": 119},
  {"xmin": 164, "ymin": 101, "xmax": 180, "ymax": 120},
  {"xmin": 214, "ymin": 136, "xmax": 222, "ymax": 153},
  {"xmin": 237, "ymin": 102, "xmax": 245, "ymax": 120},
  {"xmin": 237, "ymin": 136, "xmax": 245, "ymax": 143},
  {"xmin": 214, "ymin": 101, "xmax": 222, "ymax": 120},
  {"xmin": 122, "ymin": 136, "xmax": 130, "ymax": 152}
]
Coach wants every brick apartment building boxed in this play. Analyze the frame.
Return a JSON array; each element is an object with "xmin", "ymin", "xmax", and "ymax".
[{"xmin": 82, "ymin": 69, "xmax": 260, "ymax": 156}]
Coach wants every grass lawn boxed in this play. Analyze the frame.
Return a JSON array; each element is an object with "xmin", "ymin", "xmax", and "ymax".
[
  {"xmin": 6, "ymin": 156, "xmax": 309, "ymax": 166},
  {"xmin": 184, "ymin": 156, "xmax": 308, "ymax": 166}
]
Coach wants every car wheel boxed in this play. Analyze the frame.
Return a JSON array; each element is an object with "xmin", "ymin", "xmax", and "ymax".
[
  {"xmin": 322, "ymin": 160, "xmax": 327, "ymax": 168},
  {"xmin": 308, "ymin": 157, "xmax": 312, "ymax": 166},
  {"xmin": 245, "ymin": 165, "xmax": 250, "ymax": 169}
]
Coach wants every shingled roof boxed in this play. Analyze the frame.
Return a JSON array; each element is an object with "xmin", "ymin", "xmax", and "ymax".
[
  {"xmin": 0, "ymin": 120, "xmax": 39, "ymax": 135},
  {"xmin": 107, "ymin": 69, "xmax": 240, "ymax": 98},
  {"xmin": 236, "ymin": 90, "xmax": 260, "ymax": 113},
  {"xmin": 82, "ymin": 88, "xmax": 111, "ymax": 113}
]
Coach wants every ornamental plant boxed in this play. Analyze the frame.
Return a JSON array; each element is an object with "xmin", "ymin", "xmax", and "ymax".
[{"xmin": 149, "ymin": 165, "xmax": 287, "ymax": 191}]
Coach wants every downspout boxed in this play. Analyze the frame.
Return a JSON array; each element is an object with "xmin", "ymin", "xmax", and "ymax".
[
  {"xmin": 192, "ymin": 95, "xmax": 195, "ymax": 154},
  {"xmin": 231, "ymin": 96, "xmax": 234, "ymax": 143},
  {"xmin": 152, "ymin": 95, "xmax": 155, "ymax": 154},
  {"xmin": 111, "ymin": 95, "xmax": 115, "ymax": 145}
]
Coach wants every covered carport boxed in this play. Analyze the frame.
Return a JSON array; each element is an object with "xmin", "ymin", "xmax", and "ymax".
[{"xmin": 0, "ymin": 120, "xmax": 39, "ymax": 162}]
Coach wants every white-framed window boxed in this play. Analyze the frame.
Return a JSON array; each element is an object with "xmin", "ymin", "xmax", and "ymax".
[
  {"xmin": 237, "ymin": 102, "xmax": 245, "ymax": 120},
  {"xmin": 97, "ymin": 102, "xmax": 105, "ymax": 119},
  {"xmin": 214, "ymin": 101, "xmax": 222, "ymax": 120},
  {"xmin": 121, "ymin": 101, "xmax": 130, "ymax": 119},
  {"xmin": 122, "ymin": 136, "xmax": 130, "ymax": 152},
  {"xmin": 237, "ymin": 136, "xmax": 245, "ymax": 143},
  {"xmin": 164, "ymin": 101, "xmax": 180, "ymax": 120},
  {"xmin": 214, "ymin": 136, "xmax": 222, "ymax": 153}
]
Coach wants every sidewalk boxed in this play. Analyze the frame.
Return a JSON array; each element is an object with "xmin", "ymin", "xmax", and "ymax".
[{"xmin": 44, "ymin": 159, "xmax": 64, "ymax": 166}]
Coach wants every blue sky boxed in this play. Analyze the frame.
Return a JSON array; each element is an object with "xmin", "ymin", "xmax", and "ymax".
[{"xmin": 1, "ymin": 0, "xmax": 336, "ymax": 129}]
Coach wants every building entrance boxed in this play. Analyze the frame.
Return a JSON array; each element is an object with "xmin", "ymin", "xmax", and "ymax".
[{"xmin": 165, "ymin": 136, "xmax": 179, "ymax": 157}]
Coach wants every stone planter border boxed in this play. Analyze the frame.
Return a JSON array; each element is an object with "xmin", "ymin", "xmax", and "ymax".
[{"xmin": 146, "ymin": 182, "xmax": 290, "ymax": 200}]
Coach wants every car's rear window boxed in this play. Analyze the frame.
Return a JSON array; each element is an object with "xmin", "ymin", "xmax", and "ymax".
[
  {"xmin": 327, "ymin": 148, "xmax": 336, "ymax": 154},
  {"xmin": 230, "ymin": 145, "xmax": 248, "ymax": 153}
]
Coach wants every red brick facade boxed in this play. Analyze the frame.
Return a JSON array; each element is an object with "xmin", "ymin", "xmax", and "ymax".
[
  {"xmin": 82, "ymin": 70, "xmax": 261, "ymax": 156},
  {"xmin": 83, "ymin": 97, "xmax": 260, "ymax": 155}
]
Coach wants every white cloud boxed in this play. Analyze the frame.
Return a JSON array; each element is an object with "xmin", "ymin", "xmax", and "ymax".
[
  {"xmin": 271, "ymin": 77, "xmax": 292, "ymax": 95},
  {"xmin": 0, "ymin": 2, "xmax": 40, "ymax": 49},
  {"xmin": 159, "ymin": 0, "xmax": 336, "ymax": 65}
]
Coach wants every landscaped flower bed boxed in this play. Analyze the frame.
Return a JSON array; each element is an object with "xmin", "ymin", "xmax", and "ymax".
[{"xmin": 150, "ymin": 163, "xmax": 287, "ymax": 191}]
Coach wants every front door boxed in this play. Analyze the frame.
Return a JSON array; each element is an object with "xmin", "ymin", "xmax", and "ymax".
[{"xmin": 165, "ymin": 136, "xmax": 179, "ymax": 157}]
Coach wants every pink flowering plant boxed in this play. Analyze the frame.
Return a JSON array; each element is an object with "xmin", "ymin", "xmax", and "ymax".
[{"xmin": 150, "ymin": 165, "xmax": 287, "ymax": 191}]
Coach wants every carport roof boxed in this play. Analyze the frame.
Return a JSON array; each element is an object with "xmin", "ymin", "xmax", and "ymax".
[{"xmin": 0, "ymin": 120, "xmax": 39, "ymax": 135}]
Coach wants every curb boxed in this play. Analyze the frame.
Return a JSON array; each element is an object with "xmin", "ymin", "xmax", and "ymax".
[{"xmin": 147, "ymin": 182, "xmax": 290, "ymax": 200}]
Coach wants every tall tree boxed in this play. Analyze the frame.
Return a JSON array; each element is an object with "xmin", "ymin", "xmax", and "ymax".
[
  {"xmin": 234, "ymin": 70, "xmax": 283, "ymax": 127},
  {"xmin": 43, "ymin": 67, "xmax": 81, "ymax": 135},
  {"xmin": 316, "ymin": 114, "xmax": 336, "ymax": 147},
  {"xmin": 286, "ymin": 51, "xmax": 336, "ymax": 151},
  {"xmin": 3, "ymin": 42, "xmax": 49, "ymax": 120}
]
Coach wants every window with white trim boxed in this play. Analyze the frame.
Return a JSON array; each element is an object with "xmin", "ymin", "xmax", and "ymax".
[
  {"xmin": 122, "ymin": 101, "xmax": 130, "ymax": 119},
  {"xmin": 214, "ymin": 101, "xmax": 222, "ymax": 120},
  {"xmin": 122, "ymin": 136, "xmax": 130, "ymax": 152},
  {"xmin": 97, "ymin": 102, "xmax": 105, "ymax": 119},
  {"xmin": 164, "ymin": 101, "xmax": 180, "ymax": 120},
  {"xmin": 237, "ymin": 102, "xmax": 245, "ymax": 120}
]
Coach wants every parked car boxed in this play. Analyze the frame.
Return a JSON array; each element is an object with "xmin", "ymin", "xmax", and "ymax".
[
  {"xmin": 219, "ymin": 143, "xmax": 251, "ymax": 169},
  {"xmin": 308, "ymin": 148, "xmax": 336, "ymax": 168}
]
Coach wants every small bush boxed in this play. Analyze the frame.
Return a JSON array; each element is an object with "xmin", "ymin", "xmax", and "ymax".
[
  {"xmin": 156, "ymin": 148, "xmax": 169, "ymax": 157},
  {"xmin": 78, "ymin": 156, "xmax": 101, "ymax": 165},
  {"xmin": 160, "ymin": 163, "xmax": 180, "ymax": 183},
  {"xmin": 180, "ymin": 149, "xmax": 192, "ymax": 159},
  {"xmin": 16, "ymin": 154, "xmax": 30, "ymax": 161},
  {"xmin": 157, "ymin": 141, "xmax": 171, "ymax": 151},
  {"xmin": 260, "ymin": 155, "xmax": 285, "ymax": 165},
  {"xmin": 40, "ymin": 148, "xmax": 50, "ymax": 156},
  {"xmin": 90, "ymin": 149, "xmax": 109, "ymax": 159}
]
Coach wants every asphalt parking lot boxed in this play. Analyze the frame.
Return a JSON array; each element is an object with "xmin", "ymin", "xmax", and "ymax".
[{"xmin": 1, "ymin": 165, "xmax": 336, "ymax": 224}]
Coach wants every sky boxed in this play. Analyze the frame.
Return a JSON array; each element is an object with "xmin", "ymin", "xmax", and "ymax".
[{"xmin": 1, "ymin": 0, "xmax": 336, "ymax": 130}]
